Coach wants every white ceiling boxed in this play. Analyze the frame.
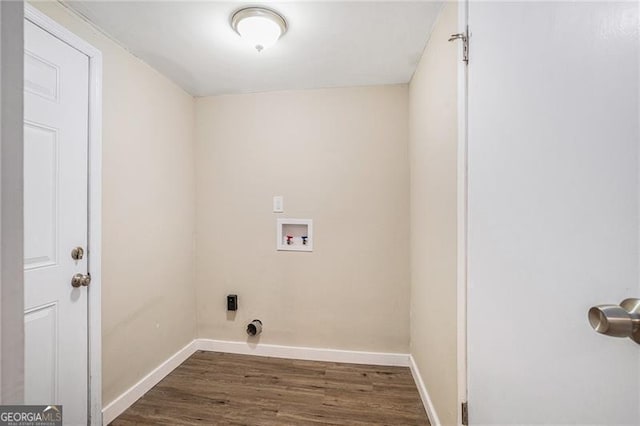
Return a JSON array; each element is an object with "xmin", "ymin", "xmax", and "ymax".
[{"xmin": 66, "ymin": 1, "xmax": 444, "ymax": 96}]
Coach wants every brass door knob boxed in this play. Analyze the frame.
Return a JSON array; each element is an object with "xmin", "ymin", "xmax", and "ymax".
[{"xmin": 71, "ymin": 273, "xmax": 91, "ymax": 288}]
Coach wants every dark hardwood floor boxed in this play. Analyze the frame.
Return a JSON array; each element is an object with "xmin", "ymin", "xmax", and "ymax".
[{"xmin": 111, "ymin": 351, "xmax": 429, "ymax": 425}]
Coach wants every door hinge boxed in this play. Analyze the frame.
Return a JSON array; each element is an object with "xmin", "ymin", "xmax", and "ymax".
[
  {"xmin": 461, "ymin": 401, "xmax": 469, "ymax": 426},
  {"xmin": 448, "ymin": 26, "xmax": 469, "ymax": 64}
]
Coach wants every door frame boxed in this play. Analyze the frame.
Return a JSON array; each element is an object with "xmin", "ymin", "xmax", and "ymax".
[
  {"xmin": 24, "ymin": 4, "xmax": 103, "ymax": 424},
  {"xmin": 456, "ymin": 0, "xmax": 469, "ymax": 424}
]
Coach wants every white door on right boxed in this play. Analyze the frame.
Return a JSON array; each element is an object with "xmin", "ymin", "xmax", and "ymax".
[{"xmin": 467, "ymin": 1, "xmax": 639, "ymax": 424}]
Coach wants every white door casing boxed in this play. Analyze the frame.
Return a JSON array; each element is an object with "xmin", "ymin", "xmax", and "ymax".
[
  {"xmin": 467, "ymin": 1, "xmax": 639, "ymax": 424},
  {"xmin": 456, "ymin": 2, "xmax": 469, "ymax": 425}
]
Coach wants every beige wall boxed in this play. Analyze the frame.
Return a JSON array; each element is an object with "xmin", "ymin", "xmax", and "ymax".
[
  {"xmin": 409, "ymin": 2, "xmax": 459, "ymax": 425},
  {"xmin": 30, "ymin": 1, "xmax": 197, "ymax": 406},
  {"xmin": 195, "ymin": 86, "xmax": 410, "ymax": 352}
]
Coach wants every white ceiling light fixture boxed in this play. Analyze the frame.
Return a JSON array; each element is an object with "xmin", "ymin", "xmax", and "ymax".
[{"xmin": 231, "ymin": 7, "xmax": 288, "ymax": 52}]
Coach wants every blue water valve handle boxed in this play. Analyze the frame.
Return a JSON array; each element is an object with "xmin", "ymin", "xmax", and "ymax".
[{"xmin": 301, "ymin": 236, "xmax": 308, "ymax": 245}]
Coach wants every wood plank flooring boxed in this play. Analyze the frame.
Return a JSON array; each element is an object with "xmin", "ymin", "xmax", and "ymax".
[{"xmin": 111, "ymin": 351, "xmax": 429, "ymax": 425}]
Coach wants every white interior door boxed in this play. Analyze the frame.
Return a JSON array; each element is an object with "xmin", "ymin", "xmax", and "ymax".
[
  {"xmin": 24, "ymin": 19, "xmax": 90, "ymax": 425},
  {"xmin": 467, "ymin": 1, "xmax": 639, "ymax": 424}
]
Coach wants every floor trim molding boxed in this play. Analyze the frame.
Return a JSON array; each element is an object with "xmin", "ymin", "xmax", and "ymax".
[
  {"xmin": 409, "ymin": 354, "xmax": 441, "ymax": 426},
  {"xmin": 101, "ymin": 340, "xmax": 198, "ymax": 425},
  {"xmin": 195, "ymin": 338, "xmax": 410, "ymax": 367},
  {"xmin": 101, "ymin": 339, "xmax": 412, "ymax": 425}
]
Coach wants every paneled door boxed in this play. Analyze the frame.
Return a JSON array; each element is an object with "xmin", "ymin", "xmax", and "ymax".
[{"xmin": 24, "ymin": 18, "xmax": 90, "ymax": 425}]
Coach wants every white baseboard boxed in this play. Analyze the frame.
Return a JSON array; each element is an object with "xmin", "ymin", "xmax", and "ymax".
[
  {"xmin": 409, "ymin": 354, "xmax": 441, "ymax": 426},
  {"xmin": 101, "ymin": 338, "xmax": 411, "ymax": 425},
  {"xmin": 101, "ymin": 340, "xmax": 198, "ymax": 425},
  {"xmin": 195, "ymin": 338, "xmax": 410, "ymax": 367}
]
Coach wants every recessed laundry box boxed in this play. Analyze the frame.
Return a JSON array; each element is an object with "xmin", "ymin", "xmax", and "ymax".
[{"xmin": 276, "ymin": 218, "xmax": 313, "ymax": 252}]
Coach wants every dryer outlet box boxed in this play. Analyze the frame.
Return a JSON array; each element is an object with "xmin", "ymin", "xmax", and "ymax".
[{"xmin": 227, "ymin": 294, "xmax": 238, "ymax": 311}]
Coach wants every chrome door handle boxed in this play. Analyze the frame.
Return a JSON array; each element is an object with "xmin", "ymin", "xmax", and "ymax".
[
  {"xmin": 71, "ymin": 273, "xmax": 91, "ymax": 288},
  {"xmin": 588, "ymin": 298, "xmax": 640, "ymax": 344}
]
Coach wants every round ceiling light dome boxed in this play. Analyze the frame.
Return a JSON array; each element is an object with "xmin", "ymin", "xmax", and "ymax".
[{"xmin": 231, "ymin": 7, "xmax": 288, "ymax": 52}]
